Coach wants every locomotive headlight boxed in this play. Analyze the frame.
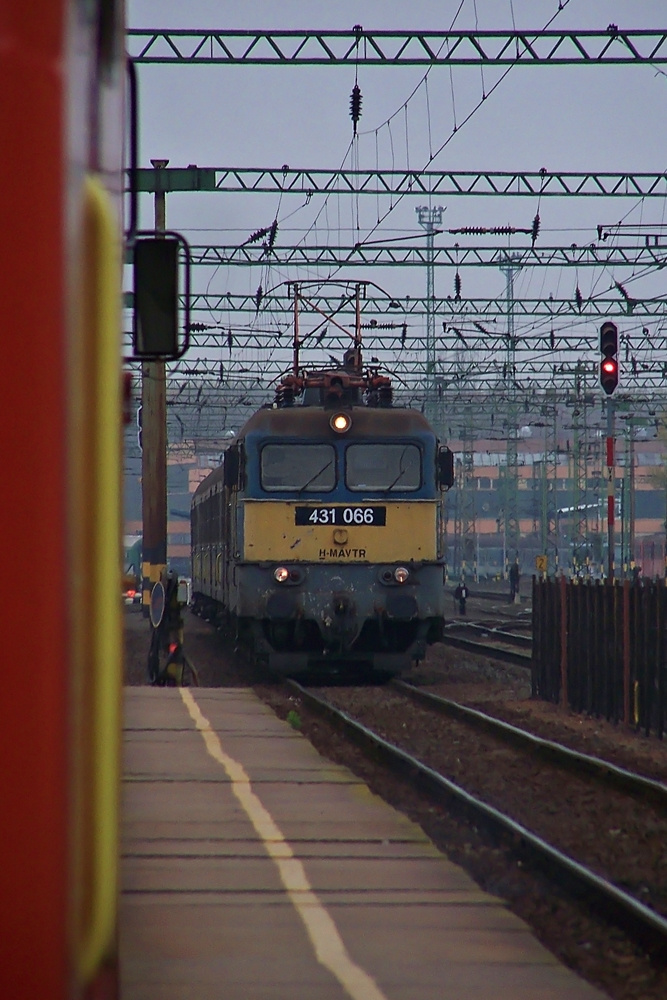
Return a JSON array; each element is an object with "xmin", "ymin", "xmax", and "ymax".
[
  {"xmin": 274, "ymin": 566, "xmax": 290, "ymax": 583},
  {"xmin": 330, "ymin": 412, "xmax": 352, "ymax": 434},
  {"xmin": 394, "ymin": 566, "xmax": 410, "ymax": 584}
]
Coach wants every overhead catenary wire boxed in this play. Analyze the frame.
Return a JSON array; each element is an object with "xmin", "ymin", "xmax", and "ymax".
[
  {"xmin": 159, "ymin": 3, "xmax": 667, "ymax": 433},
  {"xmin": 310, "ymin": 0, "xmax": 574, "ymax": 286}
]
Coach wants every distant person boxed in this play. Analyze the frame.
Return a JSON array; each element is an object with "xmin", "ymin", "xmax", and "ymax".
[
  {"xmin": 509, "ymin": 561, "xmax": 520, "ymax": 604},
  {"xmin": 454, "ymin": 581, "xmax": 468, "ymax": 616}
]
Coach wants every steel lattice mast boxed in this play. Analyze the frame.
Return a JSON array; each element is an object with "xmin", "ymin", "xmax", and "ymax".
[{"xmin": 415, "ymin": 206, "xmax": 444, "ymax": 425}]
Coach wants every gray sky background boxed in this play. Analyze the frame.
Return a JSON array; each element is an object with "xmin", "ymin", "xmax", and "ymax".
[{"xmin": 126, "ymin": 1, "xmax": 667, "ymax": 398}]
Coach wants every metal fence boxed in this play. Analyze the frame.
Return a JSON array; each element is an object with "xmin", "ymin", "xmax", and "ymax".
[{"xmin": 532, "ymin": 576, "xmax": 667, "ymax": 738}]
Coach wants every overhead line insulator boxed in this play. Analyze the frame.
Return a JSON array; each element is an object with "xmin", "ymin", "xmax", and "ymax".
[
  {"xmin": 531, "ymin": 213, "xmax": 540, "ymax": 245},
  {"xmin": 248, "ymin": 225, "xmax": 271, "ymax": 244},
  {"xmin": 350, "ymin": 84, "xmax": 362, "ymax": 135}
]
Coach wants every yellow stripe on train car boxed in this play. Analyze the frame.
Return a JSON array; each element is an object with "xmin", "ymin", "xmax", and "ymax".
[
  {"xmin": 242, "ymin": 501, "xmax": 438, "ymax": 562},
  {"xmin": 71, "ymin": 175, "xmax": 122, "ymax": 983}
]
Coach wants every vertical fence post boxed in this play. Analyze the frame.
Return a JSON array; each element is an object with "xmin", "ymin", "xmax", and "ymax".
[
  {"xmin": 560, "ymin": 573, "xmax": 568, "ymax": 708},
  {"xmin": 623, "ymin": 578, "xmax": 630, "ymax": 727},
  {"xmin": 658, "ymin": 581, "xmax": 665, "ymax": 739},
  {"xmin": 633, "ymin": 578, "xmax": 639, "ymax": 728},
  {"xmin": 531, "ymin": 575, "xmax": 538, "ymax": 698},
  {"xmin": 643, "ymin": 583, "xmax": 650, "ymax": 736}
]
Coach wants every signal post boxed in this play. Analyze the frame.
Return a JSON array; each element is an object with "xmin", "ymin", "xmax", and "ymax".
[
  {"xmin": 600, "ymin": 321, "xmax": 619, "ymax": 580},
  {"xmin": 141, "ymin": 159, "xmax": 169, "ymax": 614}
]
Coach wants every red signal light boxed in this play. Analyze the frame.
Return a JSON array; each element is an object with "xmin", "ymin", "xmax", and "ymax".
[
  {"xmin": 599, "ymin": 321, "xmax": 619, "ymax": 395},
  {"xmin": 600, "ymin": 357, "xmax": 619, "ymax": 395}
]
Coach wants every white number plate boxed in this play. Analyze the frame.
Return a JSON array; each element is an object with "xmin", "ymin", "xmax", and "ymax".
[{"xmin": 295, "ymin": 506, "xmax": 386, "ymax": 526}]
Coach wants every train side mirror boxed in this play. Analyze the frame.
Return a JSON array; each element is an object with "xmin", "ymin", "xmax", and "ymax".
[
  {"xmin": 437, "ymin": 446, "xmax": 455, "ymax": 489},
  {"xmin": 132, "ymin": 232, "xmax": 191, "ymax": 359}
]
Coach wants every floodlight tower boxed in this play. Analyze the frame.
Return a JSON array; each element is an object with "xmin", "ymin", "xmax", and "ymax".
[{"xmin": 416, "ymin": 205, "xmax": 444, "ymax": 425}]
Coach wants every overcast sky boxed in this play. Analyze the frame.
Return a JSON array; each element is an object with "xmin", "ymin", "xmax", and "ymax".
[{"xmin": 125, "ymin": 2, "xmax": 667, "ymax": 402}]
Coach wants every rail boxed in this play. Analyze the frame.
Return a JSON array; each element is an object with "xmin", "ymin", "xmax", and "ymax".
[{"xmin": 287, "ymin": 679, "xmax": 667, "ymax": 955}]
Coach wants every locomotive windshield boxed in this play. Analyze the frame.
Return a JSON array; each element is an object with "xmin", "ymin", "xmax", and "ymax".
[
  {"xmin": 261, "ymin": 443, "xmax": 336, "ymax": 492},
  {"xmin": 345, "ymin": 444, "xmax": 421, "ymax": 492}
]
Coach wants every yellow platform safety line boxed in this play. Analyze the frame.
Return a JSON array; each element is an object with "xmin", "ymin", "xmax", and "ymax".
[
  {"xmin": 74, "ymin": 176, "xmax": 123, "ymax": 983},
  {"xmin": 180, "ymin": 689, "xmax": 390, "ymax": 1000}
]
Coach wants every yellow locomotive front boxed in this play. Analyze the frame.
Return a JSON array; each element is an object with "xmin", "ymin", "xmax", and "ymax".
[{"xmin": 192, "ymin": 357, "xmax": 454, "ymax": 677}]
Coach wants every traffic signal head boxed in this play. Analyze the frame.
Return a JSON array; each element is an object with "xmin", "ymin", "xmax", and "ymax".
[
  {"xmin": 599, "ymin": 321, "xmax": 619, "ymax": 395},
  {"xmin": 600, "ymin": 356, "xmax": 619, "ymax": 395}
]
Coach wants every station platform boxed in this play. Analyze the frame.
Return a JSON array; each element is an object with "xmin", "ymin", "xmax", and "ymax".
[{"xmin": 121, "ymin": 687, "xmax": 605, "ymax": 999}]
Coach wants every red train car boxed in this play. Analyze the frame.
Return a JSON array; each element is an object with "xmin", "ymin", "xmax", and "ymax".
[{"xmin": 1, "ymin": 4, "xmax": 126, "ymax": 998}]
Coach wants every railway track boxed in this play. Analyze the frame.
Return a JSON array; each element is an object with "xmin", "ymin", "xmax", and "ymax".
[
  {"xmin": 441, "ymin": 618, "xmax": 533, "ymax": 667},
  {"xmin": 394, "ymin": 680, "xmax": 667, "ymax": 807},
  {"xmin": 287, "ymin": 677, "xmax": 667, "ymax": 956}
]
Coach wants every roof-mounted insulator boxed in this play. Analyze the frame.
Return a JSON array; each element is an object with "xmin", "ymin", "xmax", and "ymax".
[
  {"xmin": 275, "ymin": 383, "xmax": 295, "ymax": 408},
  {"xmin": 454, "ymin": 271, "xmax": 462, "ymax": 300},
  {"xmin": 350, "ymin": 84, "xmax": 362, "ymax": 136},
  {"xmin": 377, "ymin": 381, "xmax": 392, "ymax": 407}
]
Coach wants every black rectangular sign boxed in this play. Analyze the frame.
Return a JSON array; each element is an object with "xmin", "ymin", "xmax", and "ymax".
[{"xmin": 295, "ymin": 505, "xmax": 386, "ymax": 526}]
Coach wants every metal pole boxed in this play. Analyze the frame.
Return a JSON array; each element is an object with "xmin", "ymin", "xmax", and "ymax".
[
  {"xmin": 141, "ymin": 158, "xmax": 169, "ymax": 615},
  {"xmin": 292, "ymin": 282, "xmax": 299, "ymax": 375},
  {"xmin": 500, "ymin": 256, "xmax": 521, "ymax": 564},
  {"xmin": 620, "ymin": 478, "xmax": 625, "ymax": 578},
  {"xmin": 354, "ymin": 282, "xmax": 362, "ymax": 350},
  {"xmin": 606, "ymin": 397, "xmax": 615, "ymax": 581}
]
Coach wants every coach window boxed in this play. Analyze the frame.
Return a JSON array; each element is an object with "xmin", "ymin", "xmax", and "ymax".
[
  {"xmin": 260, "ymin": 443, "xmax": 336, "ymax": 492},
  {"xmin": 346, "ymin": 443, "xmax": 421, "ymax": 491}
]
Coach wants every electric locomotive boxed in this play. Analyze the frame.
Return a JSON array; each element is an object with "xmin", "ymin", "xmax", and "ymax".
[{"xmin": 191, "ymin": 346, "xmax": 454, "ymax": 676}]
